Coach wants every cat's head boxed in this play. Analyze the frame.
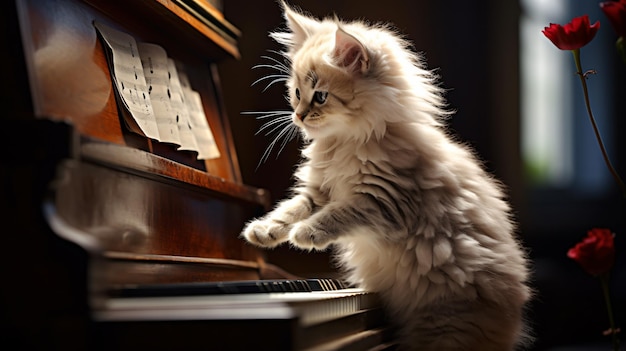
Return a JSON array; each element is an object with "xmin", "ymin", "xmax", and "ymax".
[{"xmin": 269, "ymin": 1, "xmax": 447, "ymax": 143}]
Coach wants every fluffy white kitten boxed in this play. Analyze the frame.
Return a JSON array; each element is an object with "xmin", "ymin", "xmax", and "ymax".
[{"xmin": 242, "ymin": 2, "xmax": 532, "ymax": 350}]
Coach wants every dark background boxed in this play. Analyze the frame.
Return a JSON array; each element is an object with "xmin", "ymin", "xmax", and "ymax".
[{"xmin": 217, "ymin": 1, "xmax": 626, "ymax": 350}]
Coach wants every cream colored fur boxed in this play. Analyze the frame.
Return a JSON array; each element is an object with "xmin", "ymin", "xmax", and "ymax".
[{"xmin": 241, "ymin": 2, "xmax": 532, "ymax": 350}]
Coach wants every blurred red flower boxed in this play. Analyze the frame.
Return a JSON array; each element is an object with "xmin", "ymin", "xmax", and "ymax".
[
  {"xmin": 544, "ymin": 10, "xmax": 623, "ymax": 349},
  {"xmin": 542, "ymin": 15, "xmax": 601, "ymax": 50},
  {"xmin": 600, "ymin": 0, "xmax": 626, "ymax": 37},
  {"xmin": 567, "ymin": 228, "xmax": 616, "ymax": 276}
]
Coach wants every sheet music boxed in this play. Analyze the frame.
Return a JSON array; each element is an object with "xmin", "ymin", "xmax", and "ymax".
[
  {"xmin": 94, "ymin": 22, "xmax": 221, "ymax": 160},
  {"xmin": 137, "ymin": 43, "xmax": 181, "ymax": 145},
  {"xmin": 177, "ymin": 66, "xmax": 221, "ymax": 159},
  {"xmin": 183, "ymin": 87, "xmax": 221, "ymax": 159},
  {"xmin": 166, "ymin": 59, "xmax": 198, "ymax": 152},
  {"xmin": 93, "ymin": 22, "xmax": 160, "ymax": 140}
]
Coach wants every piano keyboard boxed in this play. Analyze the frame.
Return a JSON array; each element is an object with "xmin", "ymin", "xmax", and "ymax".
[
  {"xmin": 98, "ymin": 287, "xmax": 372, "ymax": 326},
  {"xmin": 112, "ymin": 278, "xmax": 349, "ymax": 297},
  {"xmin": 94, "ymin": 280, "xmax": 396, "ymax": 350}
]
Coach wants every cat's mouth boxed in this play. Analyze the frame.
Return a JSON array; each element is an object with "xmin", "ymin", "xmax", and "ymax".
[
  {"xmin": 303, "ymin": 120, "xmax": 326, "ymax": 135},
  {"xmin": 304, "ymin": 113, "xmax": 322, "ymax": 123},
  {"xmin": 293, "ymin": 113, "xmax": 323, "ymax": 129}
]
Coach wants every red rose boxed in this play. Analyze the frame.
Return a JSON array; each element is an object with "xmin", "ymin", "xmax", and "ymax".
[
  {"xmin": 542, "ymin": 15, "xmax": 601, "ymax": 50},
  {"xmin": 600, "ymin": 0, "xmax": 626, "ymax": 37},
  {"xmin": 567, "ymin": 228, "xmax": 616, "ymax": 276}
]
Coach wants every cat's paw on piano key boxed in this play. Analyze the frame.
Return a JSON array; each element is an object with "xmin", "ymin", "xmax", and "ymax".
[{"xmin": 241, "ymin": 218, "xmax": 290, "ymax": 248}]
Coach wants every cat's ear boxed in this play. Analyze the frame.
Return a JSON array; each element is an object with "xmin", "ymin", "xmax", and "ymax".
[
  {"xmin": 333, "ymin": 27, "xmax": 369, "ymax": 74},
  {"xmin": 272, "ymin": 1, "xmax": 319, "ymax": 51}
]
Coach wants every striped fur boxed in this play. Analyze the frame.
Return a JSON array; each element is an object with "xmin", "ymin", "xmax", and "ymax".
[{"xmin": 241, "ymin": 2, "xmax": 532, "ymax": 350}]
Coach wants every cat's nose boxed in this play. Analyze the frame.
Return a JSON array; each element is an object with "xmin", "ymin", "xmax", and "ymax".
[{"xmin": 296, "ymin": 111, "xmax": 308, "ymax": 121}]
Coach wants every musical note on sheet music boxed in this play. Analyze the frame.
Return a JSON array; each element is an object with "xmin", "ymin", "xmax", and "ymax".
[
  {"xmin": 93, "ymin": 21, "xmax": 160, "ymax": 140},
  {"xmin": 177, "ymin": 65, "xmax": 221, "ymax": 159},
  {"xmin": 93, "ymin": 21, "xmax": 220, "ymax": 160},
  {"xmin": 165, "ymin": 58, "xmax": 199, "ymax": 153},
  {"xmin": 137, "ymin": 43, "xmax": 181, "ymax": 145}
]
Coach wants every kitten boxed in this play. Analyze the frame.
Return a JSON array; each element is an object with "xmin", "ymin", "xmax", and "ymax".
[{"xmin": 241, "ymin": 2, "xmax": 532, "ymax": 350}]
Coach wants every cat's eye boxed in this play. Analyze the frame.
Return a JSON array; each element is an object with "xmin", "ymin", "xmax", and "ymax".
[
  {"xmin": 313, "ymin": 91, "xmax": 328, "ymax": 104},
  {"xmin": 295, "ymin": 88, "xmax": 300, "ymax": 100}
]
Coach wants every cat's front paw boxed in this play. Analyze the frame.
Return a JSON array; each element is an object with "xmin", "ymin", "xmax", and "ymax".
[
  {"xmin": 289, "ymin": 222, "xmax": 334, "ymax": 250},
  {"xmin": 241, "ymin": 219, "xmax": 290, "ymax": 248}
]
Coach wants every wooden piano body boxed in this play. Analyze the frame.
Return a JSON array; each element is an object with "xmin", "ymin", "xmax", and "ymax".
[{"xmin": 1, "ymin": 0, "xmax": 393, "ymax": 349}]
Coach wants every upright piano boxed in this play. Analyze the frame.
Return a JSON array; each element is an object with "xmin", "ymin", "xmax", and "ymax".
[{"xmin": 1, "ymin": 0, "xmax": 394, "ymax": 349}]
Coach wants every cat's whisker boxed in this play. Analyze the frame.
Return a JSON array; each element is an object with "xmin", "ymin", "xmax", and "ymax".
[
  {"xmin": 250, "ymin": 75, "xmax": 289, "ymax": 91},
  {"xmin": 260, "ymin": 53, "xmax": 291, "ymax": 71},
  {"xmin": 258, "ymin": 116, "xmax": 292, "ymax": 136},
  {"xmin": 252, "ymin": 63, "xmax": 290, "ymax": 74},
  {"xmin": 251, "ymin": 54, "xmax": 291, "ymax": 79},
  {"xmin": 258, "ymin": 134, "xmax": 286, "ymax": 166},
  {"xmin": 274, "ymin": 126, "xmax": 298, "ymax": 158},
  {"xmin": 266, "ymin": 50, "xmax": 291, "ymax": 61},
  {"xmin": 258, "ymin": 122, "xmax": 298, "ymax": 167},
  {"xmin": 245, "ymin": 113, "xmax": 291, "ymax": 137},
  {"xmin": 253, "ymin": 57, "xmax": 290, "ymax": 73},
  {"xmin": 277, "ymin": 124, "xmax": 299, "ymax": 155},
  {"xmin": 241, "ymin": 110, "xmax": 297, "ymax": 166},
  {"xmin": 262, "ymin": 78, "xmax": 290, "ymax": 92},
  {"xmin": 250, "ymin": 74, "xmax": 289, "ymax": 85},
  {"xmin": 241, "ymin": 110, "xmax": 292, "ymax": 120},
  {"xmin": 264, "ymin": 51, "xmax": 290, "ymax": 61}
]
